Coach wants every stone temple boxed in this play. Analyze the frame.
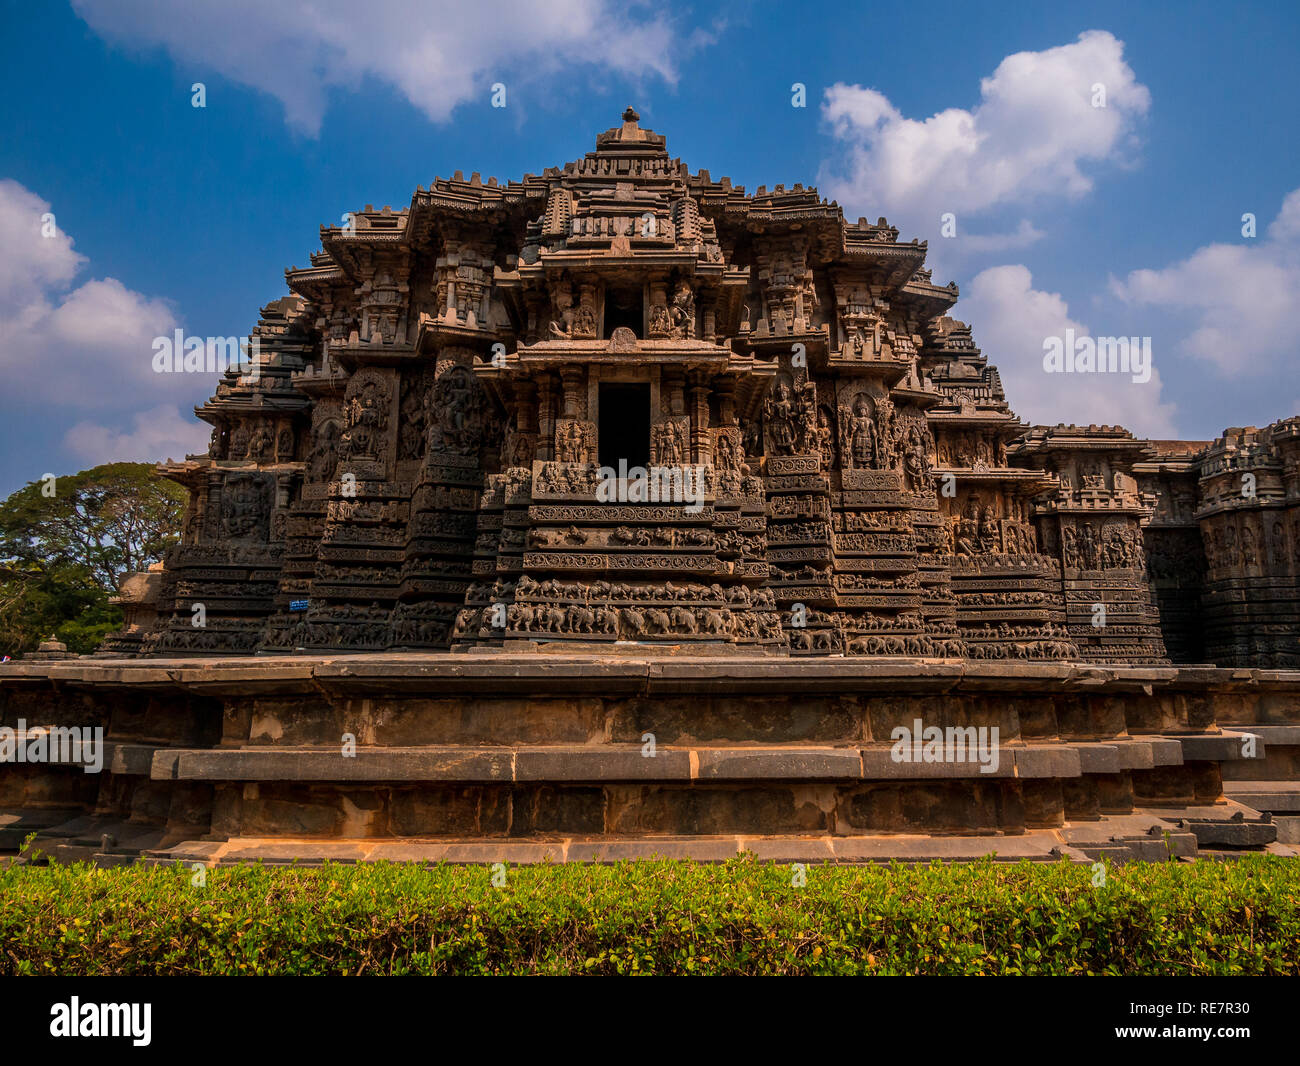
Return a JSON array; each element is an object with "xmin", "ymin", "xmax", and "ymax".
[{"xmin": 3, "ymin": 110, "xmax": 1299, "ymax": 865}]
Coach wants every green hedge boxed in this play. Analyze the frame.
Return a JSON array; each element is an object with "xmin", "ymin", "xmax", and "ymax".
[{"xmin": 2, "ymin": 856, "xmax": 1297, "ymax": 975}]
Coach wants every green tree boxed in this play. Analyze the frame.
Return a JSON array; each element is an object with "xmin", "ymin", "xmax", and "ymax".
[{"xmin": 0, "ymin": 463, "xmax": 186, "ymax": 656}]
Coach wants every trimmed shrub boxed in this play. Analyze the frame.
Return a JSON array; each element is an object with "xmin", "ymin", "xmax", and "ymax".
[{"xmin": 2, "ymin": 855, "xmax": 1297, "ymax": 975}]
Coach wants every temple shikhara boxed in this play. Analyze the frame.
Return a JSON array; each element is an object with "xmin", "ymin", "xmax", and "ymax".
[{"xmin": 4, "ymin": 111, "xmax": 1299, "ymax": 866}]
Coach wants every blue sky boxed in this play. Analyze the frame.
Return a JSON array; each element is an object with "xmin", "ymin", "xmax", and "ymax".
[{"xmin": 2, "ymin": 0, "xmax": 1298, "ymax": 497}]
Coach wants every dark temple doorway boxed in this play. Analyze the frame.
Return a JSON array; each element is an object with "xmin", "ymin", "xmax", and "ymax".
[
  {"xmin": 598, "ymin": 383, "xmax": 651, "ymax": 470},
  {"xmin": 603, "ymin": 286, "xmax": 643, "ymax": 338}
]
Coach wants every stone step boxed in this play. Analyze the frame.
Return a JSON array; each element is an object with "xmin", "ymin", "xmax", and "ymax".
[
  {"xmin": 1222, "ymin": 780, "xmax": 1300, "ymax": 811},
  {"xmin": 140, "ymin": 830, "xmax": 1091, "ymax": 867},
  {"xmin": 149, "ymin": 740, "xmax": 1192, "ymax": 784}
]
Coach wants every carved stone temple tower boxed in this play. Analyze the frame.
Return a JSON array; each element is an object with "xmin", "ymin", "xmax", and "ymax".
[
  {"xmin": 111, "ymin": 109, "xmax": 1297, "ymax": 675},
  {"xmin": 137, "ymin": 107, "xmax": 1166, "ymax": 665}
]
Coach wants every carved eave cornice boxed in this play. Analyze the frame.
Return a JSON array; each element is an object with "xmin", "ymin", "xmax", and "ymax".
[
  {"xmin": 739, "ymin": 192, "xmax": 845, "ymax": 259},
  {"xmin": 414, "ymin": 311, "xmax": 503, "ymax": 356},
  {"xmin": 735, "ymin": 327, "xmax": 831, "ymax": 359},
  {"xmin": 822, "ymin": 353, "xmax": 909, "ymax": 385},
  {"xmin": 929, "ymin": 410, "xmax": 1023, "ymax": 436},
  {"xmin": 285, "ymin": 261, "xmax": 346, "ymax": 301},
  {"xmin": 195, "ymin": 387, "xmax": 310, "ymax": 424},
  {"xmin": 326, "ymin": 338, "xmax": 420, "ymax": 372},
  {"xmin": 688, "ymin": 172, "xmax": 750, "ymax": 212},
  {"xmin": 535, "ymin": 248, "xmax": 710, "ymax": 274},
  {"xmin": 931, "ymin": 465, "xmax": 1058, "ymax": 495},
  {"xmin": 1133, "ymin": 440, "xmax": 1211, "ymax": 478},
  {"xmin": 156, "ymin": 458, "xmax": 207, "ymax": 487},
  {"xmin": 407, "ymin": 175, "xmax": 544, "ymax": 246},
  {"xmin": 1133, "ymin": 459, "xmax": 1201, "ymax": 478},
  {"xmin": 317, "ymin": 209, "xmax": 411, "ymax": 277},
  {"xmin": 1193, "ymin": 486, "xmax": 1289, "ymax": 521},
  {"xmin": 735, "ymin": 362, "xmax": 779, "ymax": 422},
  {"xmin": 1033, "ymin": 494, "xmax": 1157, "ymax": 520},
  {"xmin": 509, "ymin": 338, "xmax": 737, "ymax": 372},
  {"xmin": 890, "ymin": 380, "xmax": 945, "ymax": 409},
  {"xmin": 899, "ymin": 273, "xmax": 960, "ymax": 315},
  {"xmin": 291, "ymin": 363, "xmax": 350, "ymax": 399},
  {"xmin": 1011, "ymin": 425, "xmax": 1157, "ymax": 470},
  {"xmin": 156, "ymin": 459, "xmax": 215, "ymax": 497},
  {"xmin": 839, "ymin": 228, "xmax": 929, "ymax": 288}
]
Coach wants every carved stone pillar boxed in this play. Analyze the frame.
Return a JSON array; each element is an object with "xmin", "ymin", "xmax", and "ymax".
[
  {"xmin": 515, "ymin": 378, "xmax": 538, "ymax": 435},
  {"xmin": 537, "ymin": 374, "xmax": 556, "ymax": 461},
  {"xmin": 689, "ymin": 376, "xmax": 711, "ymax": 465},
  {"xmin": 203, "ymin": 472, "xmax": 223, "ymax": 542},
  {"xmin": 560, "ymin": 367, "xmax": 586, "ymax": 420}
]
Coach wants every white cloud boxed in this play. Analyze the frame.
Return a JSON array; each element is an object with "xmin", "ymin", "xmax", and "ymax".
[
  {"xmin": 0, "ymin": 180, "xmax": 85, "ymax": 310},
  {"xmin": 947, "ymin": 219, "xmax": 1045, "ymax": 255},
  {"xmin": 65, "ymin": 405, "xmax": 209, "ymax": 466},
  {"xmin": 821, "ymin": 31, "xmax": 1150, "ymax": 234},
  {"xmin": 0, "ymin": 178, "xmax": 213, "ymax": 470},
  {"xmin": 73, "ymin": 0, "xmax": 684, "ymax": 135},
  {"xmin": 1110, "ymin": 188, "xmax": 1300, "ymax": 375},
  {"xmin": 0, "ymin": 181, "xmax": 179, "ymax": 409},
  {"xmin": 960, "ymin": 264, "xmax": 1178, "ymax": 438}
]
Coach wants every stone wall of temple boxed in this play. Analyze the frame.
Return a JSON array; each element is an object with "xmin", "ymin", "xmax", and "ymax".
[
  {"xmin": 1195, "ymin": 421, "xmax": 1300, "ymax": 667},
  {"xmin": 1134, "ymin": 442, "xmax": 1208, "ymax": 664}
]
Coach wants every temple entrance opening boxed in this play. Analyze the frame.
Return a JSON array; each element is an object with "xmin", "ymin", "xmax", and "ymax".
[
  {"xmin": 598, "ymin": 382, "xmax": 650, "ymax": 470},
  {"xmin": 603, "ymin": 286, "xmax": 643, "ymax": 338}
]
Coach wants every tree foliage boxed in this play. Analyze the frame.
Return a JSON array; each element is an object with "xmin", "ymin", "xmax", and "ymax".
[{"xmin": 0, "ymin": 463, "xmax": 186, "ymax": 656}]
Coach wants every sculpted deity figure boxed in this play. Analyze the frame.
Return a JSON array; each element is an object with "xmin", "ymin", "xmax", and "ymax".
[
  {"xmin": 1242, "ymin": 525, "xmax": 1257, "ymax": 566},
  {"xmin": 874, "ymin": 396, "xmax": 895, "ymax": 469},
  {"xmin": 816, "ymin": 409, "xmax": 836, "ymax": 471},
  {"xmin": 794, "ymin": 379, "xmax": 818, "ymax": 452},
  {"xmin": 247, "ymin": 423, "xmax": 274, "ymax": 461},
  {"xmin": 344, "ymin": 378, "xmax": 389, "ymax": 459},
  {"xmin": 557, "ymin": 421, "xmax": 588, "ymax": 463},
  {"xmin": 902, "ymin": 423, "xmax": 929, "ymax": 490},
  {"xmin": 954, "ymin": 496, "xmax": 980, "ymax": 555},
  {"xmin": 670, "ymin": 282, "xmax": 695, "ymax": 338},
  {"xmin": 571, "ymin": 300, "xmax": 597, "ymax": 339},
  {"xmin": 766, "ymin": 383, "xmax": 797, "ymax": 455},
  {"xmin": 549, "ymin": 287, "xmax": 575, "ymax": 338},
  {"xmin": 648, "ymin": 301, "xmax": 672, "ymax": 337},
  {"xmin": 978, "ymin": 505, "xmax": 999, "ymax": 553},
  {"xmin": 715, "ymin": 432, "xmax": 739, "ymax": 478},
  {"xmin": 1080, "ymin": 522, "xmax": 1099, "ymax": 570},
  {"xmin": 1062, "ymin": 524, "xmax": 1079, "ymax": 568},
  {"xmin": 427, "ymin": 367, "xmax": 484, "ymax": 455},
  {"xmin": 654, "ymin": 421, "xmax": 685, "ymax": 465},
  {"xmin": 309, "ymin": 420, "xmax": 340, "ymax": 481},
  {"xmin": 230, "ymin": 421, "xmax": 251, "ymax": 460},
  {"xmin": 846, "ymin": 394, "xmax": 874, "ymax": 469}
]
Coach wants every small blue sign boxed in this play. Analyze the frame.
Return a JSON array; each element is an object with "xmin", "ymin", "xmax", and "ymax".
[{"xmin": 289, "ymin": 599, "xmax": 309, "ymax": 612}]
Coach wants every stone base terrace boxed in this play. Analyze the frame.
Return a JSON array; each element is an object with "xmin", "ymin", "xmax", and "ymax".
[{"xmin": 2, "ymin": 654, "xmax": 1298, "ymax": 866}]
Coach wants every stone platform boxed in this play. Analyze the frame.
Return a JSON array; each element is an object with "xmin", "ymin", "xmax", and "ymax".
[{"xmin": 2, "ymin": 654, "xmax": 1298, "ymax": 865}]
